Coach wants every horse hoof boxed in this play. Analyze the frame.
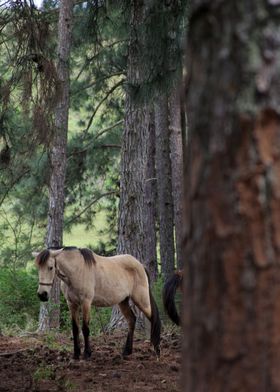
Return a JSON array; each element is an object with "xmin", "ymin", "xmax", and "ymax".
[
  {"xmin": 122, "ymin": 349, "xmax": 132, "ymax": 357},
  {"xmin": 73, "ymin": 354, "xmax": 80, "ymax": 360},
  {"xmin": 83, "ymin": 351, "xmax": 92, "ymax": 360},
  {"xmin": 155, "ymin": 346, "xmax": 160, "ymax": 358}
]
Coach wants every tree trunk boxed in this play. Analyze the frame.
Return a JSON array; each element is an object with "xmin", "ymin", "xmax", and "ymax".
[
  {"xmin": 183, "ymin": 1, "xmax": 280, "ymax": 390},
  {"xmin": 38, "ymin": 0, "xmax": 73, "ymax": 332},
  {"xmin": 108, "ymin": 1, "xmax": 156, "ymax": 330},
  {"xmin": 143, "ymin": 111, "xmax": 158, "ymax": 281},
  {"xmin": 155, "ymin": 93, "xmax": 175, "ymax": 281},
  {"xmin": 169, "ymin": 83, "xmax": 184, "ymax": 269}
]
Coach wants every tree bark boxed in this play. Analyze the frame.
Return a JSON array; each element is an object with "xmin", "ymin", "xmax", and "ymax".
[
  {"xmin": 108, "ymin": 1, "xmax": 157, "ymax": 330},
  {"xmin": 38, "ymin": 0, "xmax": 73, "ymax": 332},
  {"xmin": 183, "ymin": 1, "xmax": 280, "ymax": 390},
  {"xmin": 143, "ymin": 111, "xmax": 158, "ymax": 281},
  {"xmin": 155, "ymin": 93, "xmax": 175, "ymax": 281},
  {"xmin": 169, "ymin": 83, "xmax": 184, "ymax": 269}
]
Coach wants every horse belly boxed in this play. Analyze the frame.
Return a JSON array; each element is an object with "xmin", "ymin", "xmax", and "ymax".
[
  {"xmin": 92, "ymin": 284, "xmax": 130, "ymax": 307},
  {"xmin": 92, "ymin": 264, "xmax": 135, "ymax": 307}
]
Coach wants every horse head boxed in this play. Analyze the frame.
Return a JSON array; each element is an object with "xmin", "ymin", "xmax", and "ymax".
[{"xmin": 33, "ymin": 248, "xmax": 64, "ymax": 302}]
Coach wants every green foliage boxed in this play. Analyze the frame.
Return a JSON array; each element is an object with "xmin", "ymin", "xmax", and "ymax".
[
  {"xmin": 0, "ymin": 1, "xmax": 125, "ymax": 266},
  {"xmin": 0, "ymin": 0, "xmax": 187, "ymax": 335},
  {"xmin": 59, "ymin": 293, "xmax": 112, "ymax": 336},
  {"xmin": 0, "ymin": 267, "xmax": 39, "ymax": 332},
  {"xmin": 33, "ymin": 364, "xmax": 55, "ymax": 382},
  {"xmin": 151, "ymin": 275, "xmax": 165, "ymax": 319},
  {"xmin": 33, "ymin": 359, "xmax": 76, "ymax": 391}
]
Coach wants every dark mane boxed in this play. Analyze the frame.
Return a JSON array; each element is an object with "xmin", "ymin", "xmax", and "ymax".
[
  {"xmin": 36, "ymin": 249, "xmax": 50, "ymax": 266},
  {"xmin": 35, "ymin": 247, "xmax": 95, "ymax": 267},
  {"xmin": 79, "ymin": 248, "xmax": 95, "ymax": 266}
]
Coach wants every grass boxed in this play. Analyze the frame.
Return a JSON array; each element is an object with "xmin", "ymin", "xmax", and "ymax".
[{"xmin": 33, "ymin": 365, "xmax": 55, "ymax": 382}]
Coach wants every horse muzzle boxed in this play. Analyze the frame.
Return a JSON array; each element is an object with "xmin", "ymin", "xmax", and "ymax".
[{"xmin": 37, "ymin": 291, "xmax": 49, "ymax": 302}]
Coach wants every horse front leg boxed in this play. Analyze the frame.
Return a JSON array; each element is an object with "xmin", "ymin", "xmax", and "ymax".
[
  {"xmin": 70, "ymin": 303, "xmax": 81, "ymax": 359},
  {"xmin": 82, "ymin": 300, "xmax": 92, "ymax": 359}
]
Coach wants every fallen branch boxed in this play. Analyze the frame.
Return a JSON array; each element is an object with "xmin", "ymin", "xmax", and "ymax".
[{"xmin": 0, "ymin": 348, "xmax": 33, "ymax": 357}]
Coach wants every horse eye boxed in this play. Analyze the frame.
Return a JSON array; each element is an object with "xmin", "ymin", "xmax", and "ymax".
[{"xmin": 49, "ymin": 266, "xmax": 53, "ymax": 271}]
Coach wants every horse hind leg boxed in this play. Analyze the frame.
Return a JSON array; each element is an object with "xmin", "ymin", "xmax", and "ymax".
[
  {"xmin": 131, "ymin": 289, "xmax": 161, "ymax": 357},
  {"xmin": 118, "ymin": 297, "xmax": 136, "ymax": 356},
  {"xmin": 82, "ymin": 300, "xmax": 92, "ymax": 359},
  {"xmin": 147, "ymin": 290, "xmax": 161, "ymax": 357}
]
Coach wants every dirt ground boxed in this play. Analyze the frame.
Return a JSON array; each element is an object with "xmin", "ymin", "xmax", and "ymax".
[{"xmin": 0, "ymin": 331, "xmax": 181, "ymax": 392}]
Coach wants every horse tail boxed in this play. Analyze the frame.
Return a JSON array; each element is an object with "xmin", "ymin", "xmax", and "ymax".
[
  {"xmin": 145, "ymin": 269, "xmax": 161, "ymax": 356},
  {"xmin": 162, "ymin": 270, "xmax": 183, "ymax": 326}
]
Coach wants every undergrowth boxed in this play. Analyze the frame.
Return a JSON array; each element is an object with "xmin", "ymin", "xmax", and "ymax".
[{"xmin": 0, "ymin": 265, "xmax": 173, "ymax": 336}]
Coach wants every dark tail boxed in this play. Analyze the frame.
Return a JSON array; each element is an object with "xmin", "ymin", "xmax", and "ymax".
[
  {"xmin": 145, "ymin": 269, "xmax": 161, "ymax": 356},
  {"xmin": 162, "ymin": 271, "xmax": 183, "ymax": 326}
]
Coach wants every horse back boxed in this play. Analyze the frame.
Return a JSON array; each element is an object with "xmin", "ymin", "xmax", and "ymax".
[{"xmin": 92, "ymin": 254, "xmax": 149, "ymax": 306}]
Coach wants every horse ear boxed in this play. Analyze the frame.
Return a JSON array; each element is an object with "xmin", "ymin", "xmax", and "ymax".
[
  {"xmin": 32, "ymin": 252, "xmax": 40, "ymax": 258},
  {"xmin": 49, "ymin": 248, "xmax": 64, "ymax": 257}
]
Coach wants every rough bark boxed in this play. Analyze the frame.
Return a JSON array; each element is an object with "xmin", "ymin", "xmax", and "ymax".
[
  {"xmin": 183, "ymin": 1, "xmax": 280, "ymax": 391},
  {"xmin": 143, "ymin": 111, "xmax": 157, "ymax": 281},
  {"xmin": 155, "ymin": 93, "xmax": 175, "ymax": 281},
  {"xmin": 38, "ymin": 0, "xmax": 73, "ymax": 332},
  {"xmin": 117, "ymin": 103, "xmax": 150, "ymax": 263},
  {"xmin": 108, "ymin": 1, "xmax": 156, "ymax": 330},
  {"xmin": 169, "ymin": 83, "xmax": 184, "ymax": 269}
]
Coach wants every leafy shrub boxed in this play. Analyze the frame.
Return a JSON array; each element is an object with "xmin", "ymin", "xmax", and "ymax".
[{"xmin": 0, "ymin": 267, "xmax": 39, "ymax": 332}]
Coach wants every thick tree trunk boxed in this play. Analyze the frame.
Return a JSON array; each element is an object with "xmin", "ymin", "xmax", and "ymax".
[
  {"xmin": 117, "ymin": 105, "xmax": 150, "ymax": 263},
  {"xmin": 108, "ymin": 1, "xmax": 157, "ymax": 330},
  {"xmin": 143, "ymin": 111, "xmax": 158, "ymax": 281},
  {"xmin": 155, "ymin": 93, "xmax": 175, "ymax": 281},
  {"xmin": 183, "ymin": 1, "xmax": 280, "ymax": 390},
  {"xmin": 109, "ymin": 101, "xmax": 151, "ymax": 330},
  {"xmin": 169, "ymin": 83, "xmax": 184, "ymax": 269},
  {"xmin": 38, "ymin": 0, "xmax": 73, "ymax": 332}
]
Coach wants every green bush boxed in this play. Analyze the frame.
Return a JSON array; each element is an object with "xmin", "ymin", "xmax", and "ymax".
[
  {"xmin": 151, "ymin": 275, "xmax": 165, "ymax": 316},
  {"xmin": 0, "ymin": 267, "xmax": 39, "ymax": 332},
  {"xmin": 60, "ymin": 295, "xmax": 112, "ymax": 336},
  {"xmin": 0, "ymin": 267, "xmax": 168, "ymax": 335}
]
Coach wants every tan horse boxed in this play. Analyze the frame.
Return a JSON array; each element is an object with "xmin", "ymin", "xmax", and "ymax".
[{"xmin": 34, "ymin": 246, "xmax": 161, "ymax": 360}]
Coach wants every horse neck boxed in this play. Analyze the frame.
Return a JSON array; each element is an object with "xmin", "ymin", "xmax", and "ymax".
[{"xmin": 56, "ymin": 253, "xmax": 80, "ymax": 283}]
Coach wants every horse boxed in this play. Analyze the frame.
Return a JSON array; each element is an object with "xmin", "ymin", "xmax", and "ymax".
[
  {"xmin": 162, "ymin": 270, "xmax": 183, "ymax": 326},
  {"xmin": 33, "ymin": 246, "xmax": 161, "ymax": 360}
]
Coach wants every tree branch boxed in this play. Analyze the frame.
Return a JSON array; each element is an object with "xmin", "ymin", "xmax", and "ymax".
[
  {"xmin": 64, "ymin": 190, "xmax": 117, "ymax": 227},
  {"xmin": 0, "ymin": 168, "xmax": 30, "ymax": 206},
  {"xmin": 93, "ymin": 144, "xmax": 121, "ymax": 149},
  {"xmin": 67, "ymin": 120, "xmax": 123, "ymax": 159},
  {"xmin": 74, "ymin": 40, "xmax": 127, "ymax": 82},
  {"xmin": 83, "ymin": 79, "xmax": 124, "ymax": 134},
  {"xmin": 71, "ymin": 72, "xmax": 124, "ymax": 95}
]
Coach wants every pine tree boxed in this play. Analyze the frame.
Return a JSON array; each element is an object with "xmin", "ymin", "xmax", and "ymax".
[
  {"xmin": 38, "ymin": 0, "xmax": 74, "ymax": 331},
  {"xmin": 108, "ymin": 0, "xmax": 157, "ymax": 330},
  {"xmin": 183, "ymin": 1, "xmax": 280, "ymax": 390},
  {"xmin": 169, "ymin": 82, "xmax": 184, "ymax": 269},
  {"xmin": 155, "ymin": 93, "xmax": 175, "ymax": 281}
]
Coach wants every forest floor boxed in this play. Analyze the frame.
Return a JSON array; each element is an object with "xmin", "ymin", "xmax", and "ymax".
[{"xmin": 0, "ymin": 330, "xmax": 181, "ymax": 392}]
